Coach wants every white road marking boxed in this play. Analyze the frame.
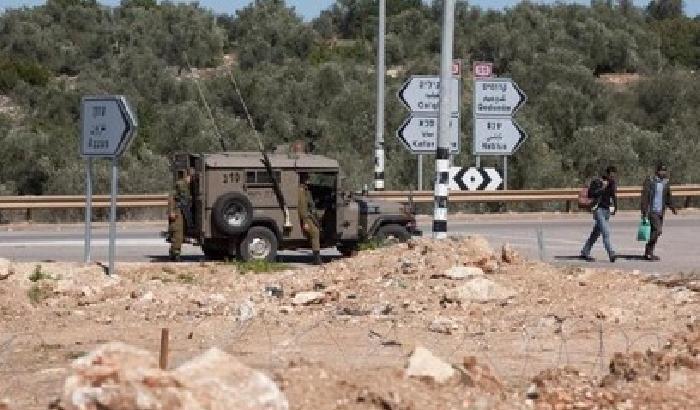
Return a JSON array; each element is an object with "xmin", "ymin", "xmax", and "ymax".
[{"xmin": 0, "ymin": 239, "xmax": 166, "ymax": 247}]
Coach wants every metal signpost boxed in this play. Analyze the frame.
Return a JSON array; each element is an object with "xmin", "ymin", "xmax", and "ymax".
[
  {"xmin": 433, "ymin": 0, "xmax": 456, "ymax": 239},
  {"xmin": 472, "ymin": 78, "xmax": 527, "ymax": 189},
  {"xmin": 374, "ymin": 0, "xmax": 386, "ymax": 191},
  {"xmin": 80, "ymin": 95, "xmax": 137, "ymax": 275}
]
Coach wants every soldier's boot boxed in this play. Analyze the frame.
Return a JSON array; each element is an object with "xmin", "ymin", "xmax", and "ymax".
[
  {"xmin": 169, "ymin": 250, "xmax": 181, "ymax": 263},
  {"xmin": 312, "ymin": 250, "xmax": 322, "ymax": 266}
]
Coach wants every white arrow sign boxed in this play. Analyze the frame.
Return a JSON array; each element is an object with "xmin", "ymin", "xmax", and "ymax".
[
  {"xmin": 80, "ymin": 95, "xmax": 137, "ymax": 158},
  {"xmin": 449, "ymin": 167, "xmax": 503, "ymax": 191},
  {"xmin": 399, "ymin": 75, "xmax": 460, "ymax": 114},
  {"xmin": 473, "ymin": 78, "xmax": 526, "ymax": 117},
  {"xmin": 473, "ymin": 117, "xmax": 527, "ymax": 155},
  {"xmin": 397, "ymin": 115, "xmax": 459, "ymax": 154}
]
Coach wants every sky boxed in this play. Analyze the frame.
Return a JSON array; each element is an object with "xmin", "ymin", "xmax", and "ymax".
[{"xmin": 1, "ymin": 0, "xmax": 699, "ymax": 18}]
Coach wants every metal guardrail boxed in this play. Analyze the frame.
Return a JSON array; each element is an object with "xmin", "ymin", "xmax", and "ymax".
[
  {"xmin": 366, "ymin": 185, "xmax": 700, "ymax": 205},
  {"xmin": 0, "ymin": 186, "xmax": 698, "ymax": 214}
]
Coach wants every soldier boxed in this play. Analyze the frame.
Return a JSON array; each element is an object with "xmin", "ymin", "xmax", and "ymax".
[
  {"xmin": 298, "ymin": 172, "xmax": 322, "ymax": 265},
  {"xmin": 168, "ymin": 169, "xmax": 192, "ymax": 262}
]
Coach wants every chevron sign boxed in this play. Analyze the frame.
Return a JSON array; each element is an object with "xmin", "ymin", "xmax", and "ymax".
[{"xmin": 449, "ymin": 167, "xmax": 503, "ymax": 191}]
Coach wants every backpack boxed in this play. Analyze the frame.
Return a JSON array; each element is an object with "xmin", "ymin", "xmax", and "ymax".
[
  {"xmin": 577, "ymin": 178, "xmax": 601, "ymax": 210},
  {"xmin": 577, "ymin": 184, "xmax": 593, "ymax": 210}
]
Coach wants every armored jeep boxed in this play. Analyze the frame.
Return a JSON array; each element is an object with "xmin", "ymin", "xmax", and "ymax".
[{"xmin": 170, "ymin": 149, "xmax": 420, "ymax": 262}]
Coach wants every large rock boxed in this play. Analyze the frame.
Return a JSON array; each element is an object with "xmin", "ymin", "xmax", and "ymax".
[
  {"xmin": 174, "ymin": 348, "xmax": 288, "ymax": 410},
  {"xmin": 62, "ymin": 342, "xmax": 288, "ymax": 410},
  {"xmin": 447, "ymin": 277, "xmax": 515, "ymax": 303},
  {"xmin": 405, "ymin": 346, "xmax": 455, "ymax": 383}
]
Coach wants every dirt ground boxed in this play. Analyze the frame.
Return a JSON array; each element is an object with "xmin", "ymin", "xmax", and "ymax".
[{"xmin": 0, "ymin": 236, "xmax": 698, "ymax": 409}]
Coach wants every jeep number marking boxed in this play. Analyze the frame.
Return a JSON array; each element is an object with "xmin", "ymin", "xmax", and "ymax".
[{"xmin": 223, "ymin": 172, "xmax": 240, "ymax": 184}]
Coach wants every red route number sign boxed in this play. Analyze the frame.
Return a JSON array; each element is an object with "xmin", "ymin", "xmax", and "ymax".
[
  {"xmin": 452, "ymin": 60, "xmax": 462, "ymax": 76},
  {"xmin": 472, "ymin": 61, "xmax": 493, "ymax": 79}
]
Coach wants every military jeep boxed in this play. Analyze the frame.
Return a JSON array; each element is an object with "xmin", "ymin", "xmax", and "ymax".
[{"xmin": 170, "ymin": 149, "xmax": 420, "ymax": 262}]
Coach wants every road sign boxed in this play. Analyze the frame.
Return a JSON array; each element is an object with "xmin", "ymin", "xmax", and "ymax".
[
  {"xmin": 472, "ymin": 61, "xmax": 493, "ymax": 79},
  {"xmin": 452, "ymin": 60, "xmax": 462, "ymax": 76},
  {"xmin": 473, "ymin": 117, "xmax": 527, "ymax": 155},
  {"xmin": 398, "ymin": 75, "xmax": 460, "ymax": 114},
  {"xmin": 473, "ymin": 78, "xmax": 527, "ymax": 117},
  {"xmin": 449, "ymin": 167, "xmax": 503, "ymax": 191},
  {"xmin": 397, "ymin": 115, "xmax": 459, "ymax": 154},
  {"xmin": 80, "ymin": 95, "xmax": 137, "ymax": 158}
]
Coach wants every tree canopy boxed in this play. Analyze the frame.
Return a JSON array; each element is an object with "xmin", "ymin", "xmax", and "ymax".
[{"xmin": 0, "ymin": 0, "xmax": 698, "ymax": 200}]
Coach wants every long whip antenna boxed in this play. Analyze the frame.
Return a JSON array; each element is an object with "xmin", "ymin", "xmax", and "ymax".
[{"xmin": 183, "ymin": 52, "xmax": 227, "ymax": 151}]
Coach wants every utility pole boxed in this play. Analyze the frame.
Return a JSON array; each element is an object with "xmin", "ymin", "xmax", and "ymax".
[
  {"xmin": 433, "ymin": 0, "xmax": 455, "ymax": 239},
  {"xmin": 374, "ymin": 0, "xmax": 386, "ymax": 191}
]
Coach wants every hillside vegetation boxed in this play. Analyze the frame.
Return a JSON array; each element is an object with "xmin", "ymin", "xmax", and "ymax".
[{"xmin": 0, "ymin": 0, "xmax": 699, "ymax": 197}]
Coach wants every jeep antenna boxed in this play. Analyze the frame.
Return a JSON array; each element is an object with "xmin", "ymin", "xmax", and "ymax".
[
  {"xmin": 184, "ymin": 53, "xmax": 227, "ymax": 151},
  {"xmin": 230, "ymin": 70, "xmax": 293, "ymax": 233}
]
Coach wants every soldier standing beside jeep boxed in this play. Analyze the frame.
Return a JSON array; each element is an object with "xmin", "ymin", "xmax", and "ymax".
[
  {"xmin": 168, "ymin": 170, "xmax": 192, "ymax": 262},
  {"xmin": 298, "ymin": 173, "xmax": 322, "ymax": 265}
]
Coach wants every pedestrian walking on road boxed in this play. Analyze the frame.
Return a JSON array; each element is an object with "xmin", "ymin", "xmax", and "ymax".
[
  {"xmin": 580, "ymin": 166, "xmax": 618, "ymax": 262},
  {"xmin": 641, "ymin": 163, "xmax": 677, "ymax": 261}
]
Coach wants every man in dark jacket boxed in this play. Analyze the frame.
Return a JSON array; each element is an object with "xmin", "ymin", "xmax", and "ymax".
[
  {"xmin": 641, "ymin": 163, "xmax": 677, "ymax": 261},
  {"xmin": 580, "ymin": 166, "xmax": 618, "ymax": 262}
]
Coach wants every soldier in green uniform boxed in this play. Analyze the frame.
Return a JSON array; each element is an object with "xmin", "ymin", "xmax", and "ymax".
[
  {"xmin": 168, "ymin": 170, "xmax": 192, "ymax": 262},
  {"xmin": 298, "ymin": 173, "xmax": 322, "ymax": 265}
]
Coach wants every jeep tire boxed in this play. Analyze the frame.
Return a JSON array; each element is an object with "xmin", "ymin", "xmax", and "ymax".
[
  {"xmin": 238, "ymin": 226, "xmax": 278, "ymax": 262},
  {"xmin": 374, "ymin": 224, "xmax": 410, "ymax": 243},
  {"xmin": 212, "ymin": 192, "xmax": 253, "ymax": 236}
]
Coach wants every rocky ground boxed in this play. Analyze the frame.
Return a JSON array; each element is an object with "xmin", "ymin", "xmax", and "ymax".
[{"xmin": 0, "ymin": 236, "xmax": 698, "ymax": 409}]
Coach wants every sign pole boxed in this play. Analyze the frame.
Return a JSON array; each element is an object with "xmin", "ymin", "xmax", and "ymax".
[
  {"xmin": 417, "ymin": 154, "xmax": 423, "ymax": 191},
  {"xmin": 433, "ymin": 0, "xmax": 455, "ymax": 240},
  {"xmin": 84, "ymin": 158, "xmax": 93, "ymax": 263},
  {"xmin": 108, "ymin": 157, "xmax": 118, "ymax": 275},
  {"xmin": 374, "ymin": 0, "xmax": 386, "ymax": 191},
  {"xmin": 503, "ymin": 155, "xmax": 508, "ymax": 190},
  {"xmin": 476, "ymin": 156, "xmax": 481, "ymax": 168}
]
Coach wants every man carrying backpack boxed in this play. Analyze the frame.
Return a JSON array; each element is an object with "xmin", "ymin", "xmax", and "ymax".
[
  {"xmin": 580, "ymin": 166, "xmax": 618, "ymax": 263},
  {"xmin": 640, "ymin": 163, "xmax": 677, "ymax": 261}
]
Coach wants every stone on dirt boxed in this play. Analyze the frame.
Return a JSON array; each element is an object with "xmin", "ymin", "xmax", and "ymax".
[
  {"xmin": 447, "ymin": 277, "xmax": 515, "ymax": 303},
  {"xmin": 428, "ymin": 317, "xmax": 459, "ymax": 334},
  {"xmin": 405, "ymin": 346, "xmax": 455, "ymax": 383},
  {"xmin": 237, "ymin": 299, "xmax": 256, "ymax": 322},
  {"xmin": 291, "ymin": 291, "xmax": 325, "ymax": 306},
  {"xmin": 62, "ymin": 342, "xmax": 288, "ymax": 410},
  {"xmin": 433, "ymin": 266, "xmax": 484, "ymax": 280},
  {"xmin": 0, "ymin": 258, "xmax": 12, "ymax": 280}
]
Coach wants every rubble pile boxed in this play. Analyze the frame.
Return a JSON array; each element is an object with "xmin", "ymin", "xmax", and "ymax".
[
  {"xmin": 0, "ymin": 236, "xmax": 697, "ymax": 409},
  {"xmin": 531, "ymin": 320, "xmax": 700, "ymax": 409}
]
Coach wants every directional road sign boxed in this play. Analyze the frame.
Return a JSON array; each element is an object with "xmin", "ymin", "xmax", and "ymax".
[
  {"xmin": 397, "ymin": 115, "xmax": 459, "ymax": 154},
  {"xmin": 473, "ymin": 117, "xmax": 527, "ymax": 156},
  {"xmin": 449, "ymin": 167, "xmax": 503, "ymax": 191},
  {"xmin": 80, "ymin": 95, "xmax": 137, "ymax": 158},
  {"xmin": 398, "ymin": 75, "xmax": 460, "ymax": 114},
  {"xmin": 473, "ymin": 78, "xmax": 527, "ymax": 117}
]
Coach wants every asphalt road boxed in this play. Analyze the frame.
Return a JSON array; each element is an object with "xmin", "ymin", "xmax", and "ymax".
[{"xmin": 0, "ymin": 212, "xmax": 698, "ymax": 273}]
